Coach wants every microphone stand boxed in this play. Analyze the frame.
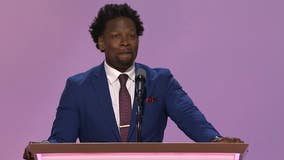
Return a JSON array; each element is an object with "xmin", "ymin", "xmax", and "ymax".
[
  {"xmin": 136, "ymin": 96, "xmax": 143, "ymax": 142},
  {"xmin": 135, "ymin": 69, "xmax": 146, "ymax": 142}
]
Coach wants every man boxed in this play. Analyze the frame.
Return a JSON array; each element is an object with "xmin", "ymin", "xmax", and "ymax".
[
  {"xmin": 24, "ymin": 2, "xmax": 242, "ymax": 159},
  {"xmin": 47, "ymin": 3, "xmax": 242, "ymax": 143}
]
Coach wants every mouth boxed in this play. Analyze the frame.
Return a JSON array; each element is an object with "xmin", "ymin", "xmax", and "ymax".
[{"xmin": 120, "ymin": 51, "xmax": 133, "ymax": 55}]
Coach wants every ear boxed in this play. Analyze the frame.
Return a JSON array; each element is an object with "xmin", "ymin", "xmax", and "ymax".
[{"xmin": 98, "ymin": 36, "xmax": 105, "ymax": 52}]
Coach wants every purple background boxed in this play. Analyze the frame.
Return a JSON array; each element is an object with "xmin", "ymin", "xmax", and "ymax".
[{"xmin": 0, "ymin": 0, "xmax": 283, "ymax": 159}]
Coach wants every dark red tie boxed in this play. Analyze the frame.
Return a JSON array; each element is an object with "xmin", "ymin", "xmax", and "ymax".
[{"xmin": 118, "ymin": 74, "xmax": 131, "ymax": 141}]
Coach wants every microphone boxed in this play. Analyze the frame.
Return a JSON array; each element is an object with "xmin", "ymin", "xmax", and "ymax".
[
  {"xmin": 135, "ymin": 68, "xmax": 146, "ymax": 104},
  {"xmin": 135, "ymin": 68, "xmax": 146, "ymax": 142}
]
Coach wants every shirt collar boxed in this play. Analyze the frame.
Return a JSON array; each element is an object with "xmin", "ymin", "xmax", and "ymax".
[{"xmin": 104, "ymin": 61, "xmax": 135, "ymax": 84}]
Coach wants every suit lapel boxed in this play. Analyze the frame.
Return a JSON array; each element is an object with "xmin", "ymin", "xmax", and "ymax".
[{"xmin": 90, "ymin": 63, "xmax": 121, "ymax": 141}]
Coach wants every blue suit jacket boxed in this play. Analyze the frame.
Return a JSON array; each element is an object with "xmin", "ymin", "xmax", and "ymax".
[{"xmin": 48, "ymin": 62, "xmax": 221, "ymax": 142}]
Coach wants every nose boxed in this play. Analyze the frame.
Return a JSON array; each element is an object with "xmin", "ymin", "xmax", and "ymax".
[{"xmin": 120, "ymin": 35, "xmax": 130, "ymax": 46}]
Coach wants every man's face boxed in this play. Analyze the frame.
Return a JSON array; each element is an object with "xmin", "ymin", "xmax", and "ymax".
[{"xmin": 99, "ymin": 17, "xmax": 139, "ymax": 72}]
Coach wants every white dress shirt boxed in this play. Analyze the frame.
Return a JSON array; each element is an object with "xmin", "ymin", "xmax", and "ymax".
[{"xmin": 104, "ymin": 61, "xmax": 135, "ymax": 128}]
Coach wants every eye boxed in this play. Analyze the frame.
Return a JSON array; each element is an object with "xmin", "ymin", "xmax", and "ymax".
[
  {"xmin": 112, "ymin": 34, "xmax": 118, "ymax": 38},
  {"xmin": 111, "ymin": 33, "xmax": 120, "ymax": 39},
  {"xmin": 129, "ymin": 33, "xmax": 137, "ymax": 39}
]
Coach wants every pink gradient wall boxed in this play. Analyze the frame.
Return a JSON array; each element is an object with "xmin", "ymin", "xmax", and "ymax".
[{"xmin": 0, "ymin": 0, "xmax": 283, "ymax": 159}]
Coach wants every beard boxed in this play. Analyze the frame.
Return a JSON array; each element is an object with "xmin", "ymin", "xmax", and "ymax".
[{"xmin": 105, "ymin": 53, "xmax": 136, "ymax": 72}]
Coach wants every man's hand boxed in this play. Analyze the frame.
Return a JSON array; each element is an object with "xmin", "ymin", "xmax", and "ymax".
[
  {"xmin": 213, "ymin": 137, "xmax": 244, "ymax": 143},
  {"xmin": 23, "ymin": 142, "xmax": 34, "ymax": 160}
]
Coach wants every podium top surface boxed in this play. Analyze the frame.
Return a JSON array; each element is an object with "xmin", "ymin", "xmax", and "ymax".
[{"xmin": 29, "ymin": 143, "xmax": 248, "ymax": 154}]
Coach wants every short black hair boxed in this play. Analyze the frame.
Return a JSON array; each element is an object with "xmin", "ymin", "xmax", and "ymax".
[{"xmin": 89, "ymin": 3, "xmax": 144, "ymax": 51}]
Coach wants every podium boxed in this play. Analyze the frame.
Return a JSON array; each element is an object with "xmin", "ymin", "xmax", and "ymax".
[{"xmin": 28, "ymin": 143, "xmax": 248, "ymax": 160}]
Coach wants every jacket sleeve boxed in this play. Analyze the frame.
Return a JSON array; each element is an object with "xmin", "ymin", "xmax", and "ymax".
[
  {"xmin": 164, "ymin": 71, "xmax": 221, "ymax": 142},
  {"xmin": 48, "ymin": 78, "xmax": 80, "ymax": 143}
]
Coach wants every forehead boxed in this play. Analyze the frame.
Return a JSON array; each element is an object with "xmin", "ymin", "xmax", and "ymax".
[{"xmin": 104, "ymin": 17, "xmax": 136, "ymax": 32}]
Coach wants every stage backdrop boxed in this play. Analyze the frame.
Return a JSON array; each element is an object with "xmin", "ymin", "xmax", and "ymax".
[{"xmin": 0, "ymin": 0, "xmax": 283, "ymax": 160}]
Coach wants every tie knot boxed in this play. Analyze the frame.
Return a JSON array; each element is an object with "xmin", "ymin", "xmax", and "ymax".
[{"xmin": 118, "ymin": 74, "xmax": 128, "ymax": 86}]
